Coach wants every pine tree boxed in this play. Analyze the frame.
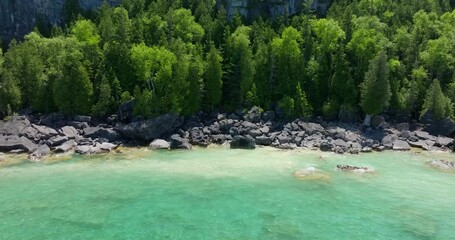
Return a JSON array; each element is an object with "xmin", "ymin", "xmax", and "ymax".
[
  {"xmin": 421, "ymin": 79, "xmax": 453, "ymax": 120},
  {"xmin": 205, "ymin": 45, "xmax": 223, "ymax": 110},
  {"xmin": 360, "ymin": 51, "xmax": 391, "ymax": 125}
]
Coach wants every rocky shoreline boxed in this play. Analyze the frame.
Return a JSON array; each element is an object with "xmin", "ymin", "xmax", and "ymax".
[{"xmin": 0, "ymin": 107, "xmax": 454, "ymax": 160}]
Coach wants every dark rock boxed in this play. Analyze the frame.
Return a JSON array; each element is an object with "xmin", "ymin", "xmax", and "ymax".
[
  {"xmin": 48, "ymin": 136, "xmax": 69, "ymax": 147},
  {"xmin": 371, "ymin": 115, "xmax": 386, "ymax": 128},
  {"xmin": 29, "ymin": 144, "xmax": 51, "ymax": 161},
  {"xmin": 207, "ymin": 122, "xmax": 220, "ymax": 134},
  {"xmin": 59, "ymin": 126, "xmax": 79, "ymax": 139},
  {"xmin": 230, "ymin": 135, "xmax": 256, "ymax": 149},
  {"xmin": 211, "ymin": 135, "xmax": 229, "ymax": 144},
  {"xmin": 74, "ymin": 115, "xmax": 91, "ymax": 123},
  {"xmin": 248, "ymin": 129, "xmax": 262, "ymax": 137},
  {"xmin": 118, "ymin": 100, "xmax": 136, "ymax": 121},
  {"xmin": 298, "ymin": 122, "xmax": 324, "ymax": 135},
  {"xmin": 84, "ymin": 127, "xmax": 120, "ymax": 142},
  {"xmin": 55, "ymin": 140, "xmax": 76, "ymax": 153},
  {"xmin": 219, "ymin": 119, "xmax": 235, "ymax": 133},
  {"xmin": 245, "ymin": 106, "xmax": 262, "ymax": 123},
  {"xmin": 392, "ymin": 140, "xmax": 411, "ymax": 151},
  {"xmin": 170, "ymin": 134, "xmax": 192, "ymax": 150},
  {"xmin": 149, "ymin": 139, "xmax": 170, "ymax": 149},
  {"xmin": 277, "ymin": 133, "xmax": 291, "ymax": 144},
  {"xmin": 262, "ymin": 111, "xmax": 276, "ymax": 122},
  {"xmin": 337, "ymin": 165, "xmax": 374, "ymax": 173},
  {"xmin": 399, "ymin": 131, "xmax": 412, "ymax": 139},
  {"xmin": 427, "ymin": 118, "xmax": 455, "ymax": 137},
  {"xmin": 255, "ymin": 135, "xmax": 273, "ymax": 146},
  {"xmin": 338, "ymin": 106, "xmax": 360, "ymax": 123},
  {"xmin": 67, "ymin": 121, "xmax": 89, "ymax": 130},
  {"xmin": 320, "ymin": 142, "xmax": 333, "ymax": 152},
  {"xmin": 0, "ymin": 116, "xmax": 31, "ymax": 136},
  {"xmin": 189, "ymin": 128, "xmax": 210, "ymax": 147},
  {"xmin": 0, "ymin": 135, "xmax": 38, "ymax": 153},
  {"xmin": 116, "ymin": 114, "xmax": 184, "ymax": 141},
  {"xmin": 229, "ymin": 127, "xmax": 240, "ymax": 136}
]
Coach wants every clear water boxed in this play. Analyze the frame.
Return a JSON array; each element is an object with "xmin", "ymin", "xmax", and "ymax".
[{"xmin": 0, "ymin": 147, "xmax": 454, "ymax": 240}]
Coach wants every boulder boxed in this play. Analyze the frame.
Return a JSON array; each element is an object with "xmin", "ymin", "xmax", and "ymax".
[
  {"xmin": 320, "ymin": 142, "xmax": 333, "ymax": 152},
  {"xmin": 211, "ymin": 134, "xmax": 230, "ymax": 144},
  {"xmin": 0, "ymin": 135, "xmax": 38, "ymax": 153},
  {"xmin": 100, "ymin": 142, "xmax": 118, "ymax": 152},
  {"xmin": 392, "ymin": 140, "xmax": 411, "ymax": 151},
  {"xmin": 337, "ymin": 165, "xmax": 374, "ymax": 173},
  {"xmin": 29, "ymin": 144, "xmax": 51, "ymax": 161},
  {"xmin": 59, "ymin": 126, "xmax": 79, "ymax": 139},
  {"xmin": 32, "ymin": 124, "xmax": 58, "ymax": 139},
  {"xmin": 149, "ymin": 139, "xmax": 170, "ymax": 149},
  {"xmin": 54, "ymin": 140, "xmax": 76, "ymax": 153},
  {"xmin": 381, "ymin": 135, "xmax": 395, "ymax": 148},
  {"xmin": 189, "ymin": 128, "xmax": 210, "ymax": 147},
  {"xmin": 67, "ymin": 121, "xmax": 89, "ymax": 130},
  {"xmin": 427, "ymin": 159, "xmax": 455, "ymax": 170},
  {"xmin": 0, "ymin": 116, "xmax": 31, "ymax": 136},
  {"xmin": 219, "ymin": 119, "xmax": 235, "ymax": 133},
  {"xmin": 245, "ymin": 106, "xmax": 262, "ymax": 123},
  {"xmin": 76, "ymin": 145, "xmax": 101, "ymax": 155},
  {"xmin": 48, "ymin": 136, "xmax": 69, "ymax": 147},
  {"xmin": 427, "ymin": 118, "xmax": 455, "ymax": 137},
  {"xmin": 230, "ymin": 135, "xmax": 256, "ymax": 149},
  {"xmin": 436, "ymin": 136, "xmax": 453, "ymax": 147},
  {"xmin": 408, "ymin": 140, "xmax": 434, "ymax": 151},
  {"xmin": 74, "ymin": 115, "xmax": 91, "ymax": 123},
  {"xmin": 262, "ymin": 111, "xmax": 276, "ymax": 122},
  {"xmin": 84, "ymin": 127, "xmax": 120, "ymax": 142},
  {"xmin": 371, "ymin": 115, "xmax": 386, "ymax": 128},
  {"xmin": 297, "ymin": 122, "xmax": 324, "ymax": 136},
  {"xmin": 255, "ymin": 135, "xmax": 273, "ymax": 146},
  {"xmin": 248, "ymin": 129, "xmax": 262, "ymax": 137},
  {"xmin": 116, "ymin": 114, "xmax": 184, "ymax": 141},
  {"xmin": 414, "ymin": 131, "xmax": 436, "ymax": 141},
  {"xmin": 170, "ymin": 134, "xmax": 192, "ymax": 150}
]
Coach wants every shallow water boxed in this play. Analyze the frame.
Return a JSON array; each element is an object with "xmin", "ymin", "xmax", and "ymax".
[{"xmin": 0, "ymin": 147, "xmax": 454, "ymax": 240}]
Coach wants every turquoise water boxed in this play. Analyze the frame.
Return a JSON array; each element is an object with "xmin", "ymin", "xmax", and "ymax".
[{"xmin": 0, "ymin": 148, "xmax": 455, "ymax": 240}]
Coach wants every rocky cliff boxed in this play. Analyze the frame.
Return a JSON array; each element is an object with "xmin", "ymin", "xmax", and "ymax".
[{"xmin": 0, "ymin": 0, "xmax": 121, "ymax": 45}]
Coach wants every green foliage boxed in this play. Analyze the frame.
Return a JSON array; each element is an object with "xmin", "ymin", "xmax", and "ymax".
[
  {"xmin": 360, "ymin": 51, "xmax": 391, "ymax": 115},
  {"xmin": 205, "ymin": 45, "xmax": 223, "ymax": 110},
  {"xmin": 421, "ymin": 79, "xmax": 453, "ymax": 120},
  {"xmin": 1, "ymin": 0, "xmax": 455, "ymax": 122}
]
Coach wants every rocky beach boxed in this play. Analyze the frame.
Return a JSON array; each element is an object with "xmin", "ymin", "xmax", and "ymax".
[{"xmin": 1, "ymin": 106, "xmax": 455, "ymax": 162}]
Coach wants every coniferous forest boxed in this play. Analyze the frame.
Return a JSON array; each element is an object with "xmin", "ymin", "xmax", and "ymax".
[{"xmin": 1, "ymin": 0, "xmax": 455, "ymax": 123}]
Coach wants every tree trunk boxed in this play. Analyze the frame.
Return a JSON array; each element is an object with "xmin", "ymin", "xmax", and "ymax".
[{"xmin": 363, "ymin": 114, "xmax": 372, "ymax": 127}]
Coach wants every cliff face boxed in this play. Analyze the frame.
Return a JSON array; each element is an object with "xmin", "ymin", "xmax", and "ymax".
[{"xmin": 0, "ymin": 0, "xmax": 121, "ymax": 44}]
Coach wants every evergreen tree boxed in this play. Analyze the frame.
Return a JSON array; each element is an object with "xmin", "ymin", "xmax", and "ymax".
[
  {"xmin": 421, "ymin": 79, "xmax": 453, "ymax": 120},
  {"xmin": 360, "ymin": 51, "xmax": 391, "ymax": 125},
  {"xmin": 205, "ymin": 45, "xmax": 223, "ymax": 110}
]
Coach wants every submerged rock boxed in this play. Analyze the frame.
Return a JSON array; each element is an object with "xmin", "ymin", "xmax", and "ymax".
[
  {"xmin": 427, "ymin": 159, "xmax": 455, "ymax": 170},
  {"xmin": 336, "ymin": 165, "xmax": 374, "ymax": 173},
  {"xmin": 293, "ymin": 167, "xmax": 331, "ymax": 181}
]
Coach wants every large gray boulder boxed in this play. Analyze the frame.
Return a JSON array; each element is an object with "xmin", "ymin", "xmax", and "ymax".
[
  {"xmin": 84, "ymin": 127, "xmax": 120, "ymax": 142},
  {"xmin": 0, "ymin": 135, "xmax": 38, "ymax": 153},
  {"xmin": 55, "ymin": 140, "xmax": 77, "ymax": 153},
  {"xmin": 29, "ymin": 144, "xmax": 51, "ymax": 161},
  {"xmin": 0, "ymin": 116, "xmax": 31, "ymax": 136},
  {"xmin": 392, "ymin": 140, "xmax": 411, "ymax": 151},
  {"xmin": 149, "ymin": 139, "xmax": 170, "ymax": 149},
  {"xmin": 59, "ymin": 126, "xmax": 79, "ymax": 139},
  {"xmin": 230, "ymin": 135, "xmax": 256, "ymax": 149},
  {"xmin": 116, "ymin": 114, "xmax": 184, "ymax": 141}
]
